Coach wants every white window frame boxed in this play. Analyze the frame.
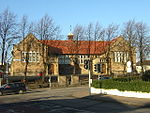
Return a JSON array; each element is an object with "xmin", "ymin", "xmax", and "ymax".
[
  {"xmin": 114, "ymin": 52, "xmax": 128, "ymax": 63},
  {"xmin": 78, "ymin": 55, "xmax": 89, "ymax": 64},
  {"xmin": 21, "ymin": 51, "xmax": 40, "ymax": 62}
]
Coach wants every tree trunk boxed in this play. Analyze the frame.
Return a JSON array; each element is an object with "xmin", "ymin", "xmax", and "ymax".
[{"xmin": 1, "ymin": 39, "xmax": 6, "ymax": 65}]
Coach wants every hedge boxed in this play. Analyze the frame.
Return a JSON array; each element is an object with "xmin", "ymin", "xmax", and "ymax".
[
  {"xmin": 91, "ymin": 79, "xmax": 150, "ymax": 93},
  {"xmin": 142, "ymin": 70, "xmax": 150, "ymax": 81}
]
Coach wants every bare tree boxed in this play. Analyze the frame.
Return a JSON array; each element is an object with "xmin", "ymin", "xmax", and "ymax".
[
  {"xmin": 0, "ymin": 9, "xmax": 18, "ymax": 66},
  {"xmin": 85, "ymin": 22, "xmax": 105, "ymax": 57},
  {"xmin": 23, "ymin": 39, "xmax": 33, "ymax": 83},
  {"xmin": 93, "ymin": 22, "xmax": 105, "ymax": 41},
  {"xmin": 73, "ymin": 24, "xmax": 85, "ymax": 41},
  {"xmin": 104, "ymin": 24, "xmax": 119, "ymax": 75},
  {"xmin": 19, "ymin": 16, "xmax": 36, "ymax": 38},
  {"xmin": 34, "ymin": 14, "xmax": 60, "ymax": 82},
  {"xmin": 85, "ymin": 23, "xmax": 94, "ymax": 41},
  {"xmin": 135, "ymin": 22, "xmax": 150, "ymax": 73},
  {"xmin": 72, "ymin": 23, "xmax": 105, "ymax": 74},
  {"xmin": 70, "ymin": 25, "xmax": 84, "ymax": 74},
  {"xmin": 123, "ymin": 20, "xmax": 137, "ymax": 73},
  {"xmin": 28, "ymin": 22, "xmax": 35, "ymax": 34},
  {"xmin": 93, "ymin": 22, "xmax": 105, "ymax": 55},
  {"xmin": 73, "ymin": 23, "xmax": 105, "ymax": 41},
  {"xmin": 19, "ymin": 15, "xmax": 28, "ymax": 40},
  {"xmin": 35, "ymin": 14, "xmax": 60, "ymax": 40},
  {"xmin": 18, "ymin": 16, "xmax": 37, "ymax": 83}
]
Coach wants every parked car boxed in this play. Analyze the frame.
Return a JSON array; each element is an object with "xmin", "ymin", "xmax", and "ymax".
[
  {"xmin": 98, "ymin": 75, "xmax": 112, "ymax": 80},
  {"xmin": 0, "ymin": 82, "xmax": 26, "ymax": 96}
]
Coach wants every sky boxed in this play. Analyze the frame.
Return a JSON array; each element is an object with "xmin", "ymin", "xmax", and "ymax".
[{"xmin": 0, "ymin": 0, "xmax": 150, "ymax": 37}]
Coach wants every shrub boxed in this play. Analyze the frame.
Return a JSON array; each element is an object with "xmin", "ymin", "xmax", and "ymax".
[
  {"xmin": 113, "ymin": 76, "xmax": 141, "ymax": 82},
  {"xmin": 92, "ymin": 79, "xmax": 150, "ymax": 93},
  {"xmin": 142, "ymin": 70, "xmax": 150, "ymax": 81}
]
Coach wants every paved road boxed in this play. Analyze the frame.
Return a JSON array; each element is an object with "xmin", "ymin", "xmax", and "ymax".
[{"xmin": 0, "ymin": 86, "xmax": 150, "ymax": 113}]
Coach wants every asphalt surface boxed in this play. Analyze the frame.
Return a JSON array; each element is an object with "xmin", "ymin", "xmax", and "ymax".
[{"xmin": 0, "ymin": 86, "xmax": 150, "ymax": 113}]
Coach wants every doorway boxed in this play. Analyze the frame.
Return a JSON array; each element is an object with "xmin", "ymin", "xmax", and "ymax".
[{"xmin": 48, "ymin": 64, "xmax": 54, "ymax": 75}]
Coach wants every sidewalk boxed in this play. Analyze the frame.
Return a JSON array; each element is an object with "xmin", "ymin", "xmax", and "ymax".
[{"xmin": 73, "ymin": 91, "xmax": 150, "ymax": 107}]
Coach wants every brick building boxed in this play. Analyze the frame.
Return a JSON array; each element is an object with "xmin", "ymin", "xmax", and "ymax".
[{"xmin": 10, "ymin": 33, "xmax": 136, "ymax": 77}]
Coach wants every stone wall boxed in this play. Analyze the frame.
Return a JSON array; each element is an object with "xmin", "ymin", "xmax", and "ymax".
[
  {"xmin": 58, "ymin": 76, "xmax": 67, "ymax": 86},
  {"xmin": 71, "ymin": 75, "xmax": 79, "ymax": 85}
]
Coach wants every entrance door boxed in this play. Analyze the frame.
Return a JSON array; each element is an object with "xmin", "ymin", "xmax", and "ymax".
[
  {"xmin": 102, "ymin": 64, "xmax": 106, "ymax": 73},
  {"xmin": 66, "ymin": 76, "xmax": 71, "ymax": 85},
  {"xmin": 48, "ymin": 64, "xmax": 54, "ymax": 75}
]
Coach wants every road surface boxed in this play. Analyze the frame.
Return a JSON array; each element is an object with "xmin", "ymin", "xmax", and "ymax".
[{"xmin": 0, "ymin": 86, "xmax": 149, "ymax": 113}]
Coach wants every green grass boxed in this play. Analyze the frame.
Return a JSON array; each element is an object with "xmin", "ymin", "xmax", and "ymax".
[{"xmin": 91, "ymin": 78, "xmax": 150, "ymax": 93}]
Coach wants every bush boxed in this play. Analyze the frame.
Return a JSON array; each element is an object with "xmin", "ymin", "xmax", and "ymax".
[
  {"xmin": 92, "ymin": 79, "xmax": 150, "ymax": 93},
  {"xmin": 112, "ymin": 76, "xmax": 140, "ymax": 82},
  {"xmin": 142, "ymin": 70, "xmax": 150, "ymax": 81}
]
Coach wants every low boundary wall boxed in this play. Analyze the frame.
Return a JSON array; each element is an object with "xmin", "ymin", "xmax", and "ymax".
[{"xmin": 91, "ymin": 87, "xmax": 150, "ymax": 99}]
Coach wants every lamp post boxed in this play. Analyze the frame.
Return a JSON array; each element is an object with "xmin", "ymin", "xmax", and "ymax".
[
  {"xmin": 5, "ymin": 62, "xmax": 9, "ymax": 84},
  {"xmin": 49, "ymin": 75, "xmax": 51, "ymax": 88}
]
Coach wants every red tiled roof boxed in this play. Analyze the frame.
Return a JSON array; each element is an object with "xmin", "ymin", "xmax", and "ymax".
[{"xmin": 39, "ymin": 38, "xmax": 118, "ymax": 55}]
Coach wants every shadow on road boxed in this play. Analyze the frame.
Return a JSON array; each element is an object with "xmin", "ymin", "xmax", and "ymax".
[
  {"xmin": 0, "ymin": 94, "xmax": 150, "ymax": 113},
  {"xmin": 84, "ymin": 94, "xmax": 150, "ymax": 105},
  {"xmin": 26, "ymin": 90, "xmax": 46, "ymax": 94}
]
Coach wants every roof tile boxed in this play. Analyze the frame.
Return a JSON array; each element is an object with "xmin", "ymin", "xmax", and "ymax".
[{"xmin": 39, "ymin": 38, "xmax": 118, "ymax": 55}]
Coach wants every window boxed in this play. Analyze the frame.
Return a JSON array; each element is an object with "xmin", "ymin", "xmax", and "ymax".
[
  {"xmin": 21, "ymin": 51, "xmax": 40, "ymax": 62},
  {"xmin": 100, "ymin": 58, "xmax": 106, "ymax": 62},
  {"xmin": 32, "ymin": 53, "xmax": 36, "ymax": 62},
  {"xmin": 65, "ymin": 55, "xmax": 70, "ymax": 64},
  {"xmin": 22, "ymin": 52, "xmax": 26, "ymax": 62},
  {"xmin": 58, "ymin": 55, "xmax": 71, "ymax": 64},
  {"xmin": 78, "ymin": 55, "xmax": 89, "ymax": 64},
  {"xmin": 114, "ymin": 52, "xmax": 128, "ymax": 63},
  {"xmin": 58, "ymin": 55, "xmax": 64, "ymax": 64}
]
